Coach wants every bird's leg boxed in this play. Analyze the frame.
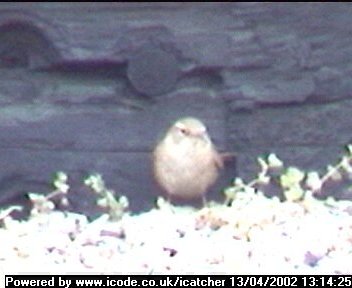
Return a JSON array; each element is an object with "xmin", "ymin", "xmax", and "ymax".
[{"xmin": 201, "ymin": 195, "xmax": 208, "ymax": 208}]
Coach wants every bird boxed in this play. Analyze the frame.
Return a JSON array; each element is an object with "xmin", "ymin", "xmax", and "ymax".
[{"xmin": 153, "ymin": 117, "xmax": 224, "ymax": 203}]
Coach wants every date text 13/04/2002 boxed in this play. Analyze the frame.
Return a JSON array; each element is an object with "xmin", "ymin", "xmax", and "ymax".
[{"xmin": 231, "ymin": 276, "xmax": 352, "ymax": 287}]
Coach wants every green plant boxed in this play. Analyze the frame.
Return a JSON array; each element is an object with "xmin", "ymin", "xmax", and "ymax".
[
  {"xmin": 28, "ymin": 171, "xmax": 70, "ymax": 216},
  {"xmin": 224, "ymin": 145, "xmax": 352, "ymax": 205},
  {"xmin": 84, "ymin": 173, "xmax": 128, "ymax": 221}
]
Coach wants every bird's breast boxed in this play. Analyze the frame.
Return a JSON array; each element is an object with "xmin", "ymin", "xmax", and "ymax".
[{"xmin": 154, "ymin": 140, "xmax": 220, "ymax": 198}]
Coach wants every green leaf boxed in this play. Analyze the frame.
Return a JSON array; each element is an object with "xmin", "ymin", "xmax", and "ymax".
[{"xmin": 280, "ymin": 167, "xmax": 305, "ymax": 189}]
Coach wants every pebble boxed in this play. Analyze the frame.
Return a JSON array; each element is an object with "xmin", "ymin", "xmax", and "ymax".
[{"xmin": 0, "ymin": 192, "xmax": 351, "ymax": 274}]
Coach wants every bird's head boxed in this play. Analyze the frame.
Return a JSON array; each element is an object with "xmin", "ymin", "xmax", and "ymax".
[{"xmin": 167, "ymin": 117, "xmax": 210, "ymax": 145}]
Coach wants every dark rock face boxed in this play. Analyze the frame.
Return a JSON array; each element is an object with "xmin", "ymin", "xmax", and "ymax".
[
  {"xmin": 127, "ymin": 45, "xmax": 180, "ymax": 96},
  {"xmin": 0, "ymin": 3, "xmax": 351, "ymax": 216}
]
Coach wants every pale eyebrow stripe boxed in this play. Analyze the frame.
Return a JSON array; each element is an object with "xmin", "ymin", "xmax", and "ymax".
[{"xmin": 175, "ymin": 122, "xmax": 186, "ymax": 130}]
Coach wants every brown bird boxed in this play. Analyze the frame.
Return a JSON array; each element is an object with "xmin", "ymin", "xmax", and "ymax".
[{"xmin": 153, "ymin": 117, "xmax": 224, "ymax": 203}]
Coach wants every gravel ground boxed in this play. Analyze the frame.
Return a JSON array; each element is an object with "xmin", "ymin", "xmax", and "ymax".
[{"xmin": 1, "ymin": 190, "xmax": 351, "ymax": 275}]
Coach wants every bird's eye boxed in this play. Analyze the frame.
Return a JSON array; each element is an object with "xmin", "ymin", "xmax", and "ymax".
[
  {"xmin": 179, "ymin": 127, "xmax": 189, "ymax": 135},
  {"xmin": 174, "ymin": 122, "xmax": 190, "ymax": 136}
]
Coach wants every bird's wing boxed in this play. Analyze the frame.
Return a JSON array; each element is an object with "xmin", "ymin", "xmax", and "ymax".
[{"xmin": 214, "ymin": 150, "xmax": 224, "ymax": 169}]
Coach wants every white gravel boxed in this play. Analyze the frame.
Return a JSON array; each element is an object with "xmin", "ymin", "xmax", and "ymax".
[{"xmin": 1, "ymin": 190, "xmax": 351, "ymax": 274}]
